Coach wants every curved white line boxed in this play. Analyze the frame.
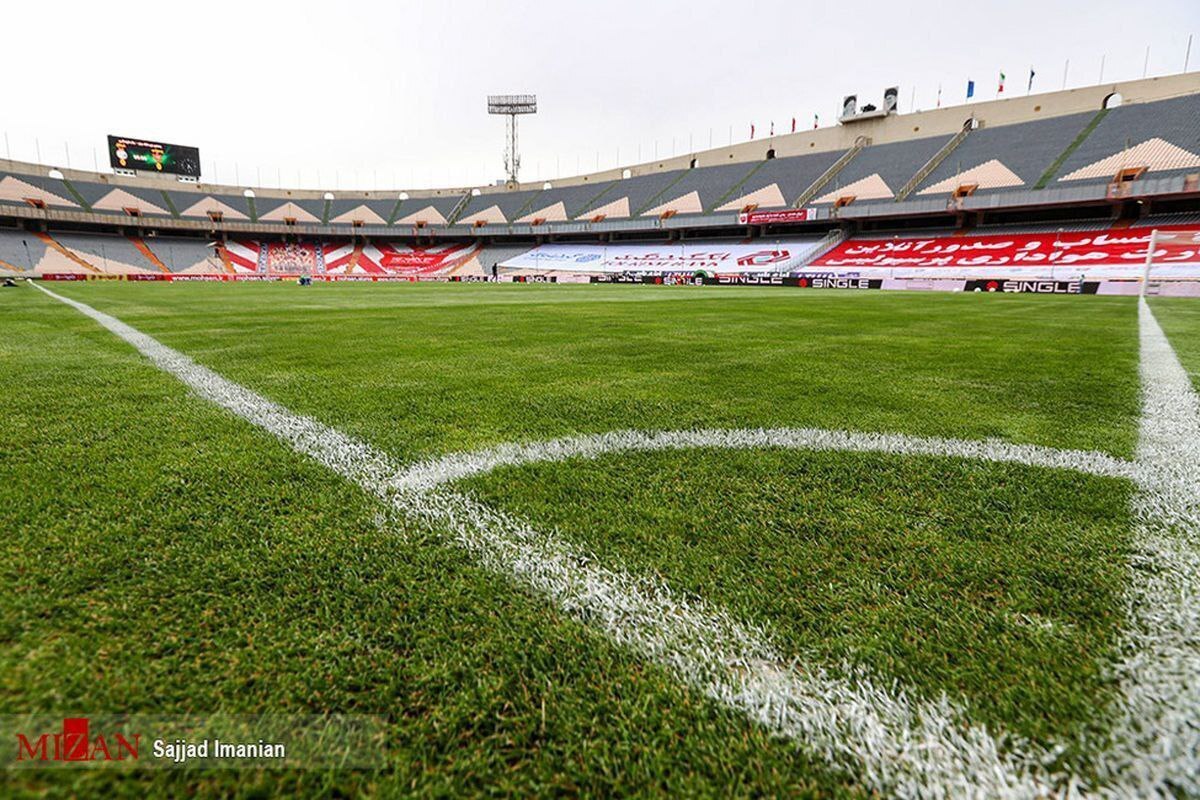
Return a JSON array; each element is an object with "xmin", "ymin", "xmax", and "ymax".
[{"xmin": 388, "ymin": 425, "xmax": 1143, "ymax": 492}]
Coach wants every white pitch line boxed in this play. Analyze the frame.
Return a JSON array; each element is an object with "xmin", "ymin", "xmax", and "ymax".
[
  {"xmin": 1093, "ymin": 299, "xmax": 1200, "ymax": 798},
  {"xmin": 388, "ymin": 426, "xmax": 1142, "ymax": 492},
  {"xmin": 31, "ymin": 282, "xmax": 1200, "ymax": 797}
]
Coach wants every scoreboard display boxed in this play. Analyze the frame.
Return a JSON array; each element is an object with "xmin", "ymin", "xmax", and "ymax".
[{"xmin": 107, "ymin": 135, "xmax": 201, "ymax": 177}]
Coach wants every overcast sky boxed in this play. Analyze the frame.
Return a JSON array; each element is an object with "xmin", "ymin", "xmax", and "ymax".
[{"xmin": 4, "ymin": 0, "xmax": 1197, "ymax": 191}]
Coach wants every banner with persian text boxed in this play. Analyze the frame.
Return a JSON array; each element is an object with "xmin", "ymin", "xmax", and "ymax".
[
  {"xmin": 499, "ymin": 241, "xmax": 823, "ymax": 274},
  {"xmin": 810, "ymin": 228, "xmax": 1200, "ymax": 279}
]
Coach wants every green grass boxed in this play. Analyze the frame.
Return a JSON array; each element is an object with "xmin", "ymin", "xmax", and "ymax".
[
  {"xmin": 0, "ymin": 282, "xmax": 1175, "ymax": 796},
  {"xmin": 1149, "ymin": 296, "xmax": 1200, "ymax": 391},
  {"xmin": 464, "ymin": 448, "xmax": 1133, "ymax": 750}
]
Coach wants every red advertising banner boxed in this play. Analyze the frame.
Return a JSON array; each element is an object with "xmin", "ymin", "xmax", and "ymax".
[
  {"xmin": 814, "ymin": 229, "xmax": 1200, "ymax": 271},
  {"xmin": 738, "ymin": 208, "xmax": 816, "ymax": 226},
  {"xmin": 376, "ymin": 243, "xmax": 474, "ymax": 273}
]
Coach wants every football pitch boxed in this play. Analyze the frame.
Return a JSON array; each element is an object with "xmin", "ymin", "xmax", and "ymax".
[{"xmin": 3, "ymin": 282, "xmax": 1198, "ymax": 797}]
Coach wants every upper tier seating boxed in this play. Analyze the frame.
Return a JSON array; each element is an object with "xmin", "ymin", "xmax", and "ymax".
[
  {"xmin": 254, "ymin": 198, "xmax": 327, "ymax": 224},
  {"xmin": 392, "ymin": 193, "xmax": 466, "ymax": 226},
  {"xmin": 810, "ymin": 135, "xmax": 954, "ymax": 204},
  {"xmin": 0, "ymin": 172, "xmax": 79, "ymax": 209},
  {"xmin": 1056, "ymin": 94, "xmax": 1200, "ymax": 184},
  {"xmin": 914, "ymin": 112, "xmax": 1096, "ymax": 195},
  {"xmin": 66, "ymin": 181, "xmax": 174, "ymax": 217},
  {"xmin": 574, "ymin": 171, "xmax": 689, "ymax": 219},
  {"xmin": 723, "ymin": 150, "xmax": 846, "ymax": 210},
  {"xmin": 4, "ymin": 88, "xmax": 1198, "ymax": 230},
  {"xmin": 166, "ymin": 190, "xmax": 253, "ymax": 220},
  {"xmin": 642, "ymin": 160, "xmax": 761, "ymax": 216},
  {"xmin": 327, "ymin": 198, "xmax": 396, "ymax": 225}
]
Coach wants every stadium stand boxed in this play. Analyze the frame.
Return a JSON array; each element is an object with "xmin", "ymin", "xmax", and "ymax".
[
  {"xmin": 0, "ymin": 73, "xmax": 1197, "ymax": 287},
  {"xmin": 6, "ymin": 213, "xmax": 1198, "ymax": 285},
  {"xmin": 66, "ymin": 180, "xmax": 175, "ymax": 218},
  {"xmin": 574, "ymin": 170, "xmax": 691, "ymax": 219},
  {"xmin": 457, "ymin": 188, "xmax": 547, "ymax": 225},
  {"xmin": 391, "ymin": 194, "xmax": 466, "ymax": 226},
  {"xmin": 1055, "ymin": 94, "xmax": 1200, "ymax": 184},
  {"xmin": 0, "ymin": 171, "xmax": 78, "ymax": 209},
  {"xmin": 722, "ymin": 150, "xmax": 847, "ymax": 210},
  {"xmin": 544, "ymin": 181, "xmax": 621, "ymax": 220},
  {"xmin": 1132, "ymin": 210, "xmax": 1200, "ymax": 227},
  {"xmin": 913, "ymin": 112, "xmax": 1097, "ymax": 196},
  {"xmin": 50, "ymin": 232, "xmax": 158, "ymax": 274},
  {"xmin": 254, "ymin": 198, "xmax": 326, "ymax": 224},
  {"xmin": 809, "ymin": 135, "xmax": 955, "ymax": 205},
  {"xmin": 0, "ymin": 228, "xmax": 48, "ymax": 271},
  {"xmin": 643, "ymin": 160, "xmax": 763, "ymax": 216},
  {"xmin": 480, "ymin": 244, "xmax": 539, "ymax": 273},
  {"xmin": 145, "ymin": 237, "xmax": 224, "ymax": 273},
  {"xmin": 327, "ymin": 198, "xmax": 396, "ymax": 226},
  {"xmin": 166, "ymin": 190, "xmax": 252, "ymax": 221}
]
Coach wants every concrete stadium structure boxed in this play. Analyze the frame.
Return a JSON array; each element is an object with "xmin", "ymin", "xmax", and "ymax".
[{"xmin": 1, "ymin": 72, "xmax": 1198, "ymax": 288}]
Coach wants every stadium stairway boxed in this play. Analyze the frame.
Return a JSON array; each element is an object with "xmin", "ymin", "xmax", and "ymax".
[
  {"xmin": 512, "ymin": 190, "xmax": 545, "ymax": 221},
  {"xmin": 793, "ymin": 139, "xmax": 868, "ymax": 207},
  {"xmin": 385, "ymin": 197, "xmax": 404, "ymax": 225},
  {"xmin": 159, "ymin": 191, "xmax": 181, "ymax": 218},
  {"xmin": 895, "ymin": 125, "xmax": 971, "ymax": 200},
  {"xmin": 446, "ymin": 192, "xmax": 474, "ymax": 226},
  {"xmin": 707, "ymin": 161, "xmax": 769, "ymax": 212},
  {"xmin": 1033, "ymin": 108, "xmax": 1111, "ymax": 189},
  {"xmin": 634, "ymin": 171, "xmax": 689, "ymax": 217},
  {"xmin": 129, "ymin": 236, "xmax": 171, "ymax": 272},
  {"xmin": 792, "ymin": 228, "xmax": 848, "ymax": 267},
  {"xmin": 37, "ymin": 232, "xmax": 99, "ymax": 273},
  {"xmin": 57, "ymin": 177, "xmax": 91, "ymax": 209},
  {"xmin": 574, "ymin": 183, "xmax": 618, "ymax": 220}
]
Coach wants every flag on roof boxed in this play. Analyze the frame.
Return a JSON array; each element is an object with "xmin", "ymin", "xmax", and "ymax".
[
  {"xmin": 966, "ymin": 79, "xmax": 975, "ymax": 99},
  {"xmin": 998, "ymin": 71, "xmax": 1006, "ymax": 93}
]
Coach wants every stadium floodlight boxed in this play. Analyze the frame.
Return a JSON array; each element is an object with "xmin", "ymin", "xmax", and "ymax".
[{"xmin": 487, "ymin": 94, "xmax": 537, "ymax": 184}]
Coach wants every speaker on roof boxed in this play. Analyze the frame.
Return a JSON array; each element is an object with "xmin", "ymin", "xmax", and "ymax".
[{"xmin": 883, "ymin": 87, "xmax": 899, "ymax": 114}]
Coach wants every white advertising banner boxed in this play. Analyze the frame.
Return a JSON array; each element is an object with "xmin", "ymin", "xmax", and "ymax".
[{"xmin": 499, "ymin": 242, "xmax": 818, "ymax": 274}]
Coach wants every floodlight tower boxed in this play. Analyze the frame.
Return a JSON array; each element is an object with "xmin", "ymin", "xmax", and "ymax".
[{"xmin": 487, "ymin": 94, "xmax": 537, "ymax": 184}]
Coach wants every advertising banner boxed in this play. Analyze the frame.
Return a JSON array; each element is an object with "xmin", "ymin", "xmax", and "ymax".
[
  {"xmin": 812, "ymin": 228, "xmax": 1200, "ymax": 279},
  {"xmin": 738, "ymin": 208, "xmax": 818, "ymax": 226},
  {"xmin": 376, "ymin": 243, "xmax": 475, "ymax": 273},
  {"xmin": 501, "ymin": 243, "xmax": 806, "ymax": 274},
  {"xmin": 962, "ymin": 279, "xmax": 1099, "ymax": 294}
]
